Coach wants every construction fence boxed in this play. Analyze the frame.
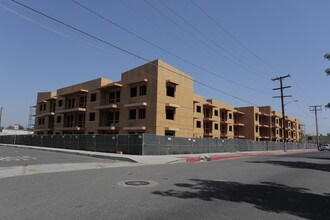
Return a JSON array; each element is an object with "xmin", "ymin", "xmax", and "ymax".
[{"xmin": 0, "ymin": 133, "xmax": 316, "ymax": 155}]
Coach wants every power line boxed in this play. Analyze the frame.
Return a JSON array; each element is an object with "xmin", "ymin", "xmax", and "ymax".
[
  {"xmin": 190, "ymin": 0, "xmax": 316, "ymax": 117},
  {"xmin": 70, "ymin": 0, "xmax": 270, "ymax": 95},
  {"xmin": 143, "ymin": 0, "xmax": 270, "ymax": 81},
  {"xmin": 158, "ymin": 0, "xmax": 270, "ymax": 80},
  {"xmin": 190, "ymin": 0, "xmax": 279, "ymax": 74},
  {"xmin": 7, "ymin": 0, "xmax": 258, "ymax": 105},
  {"xmin": 0, "ymin": 0, "xmax": 256, "ymax": 107}
]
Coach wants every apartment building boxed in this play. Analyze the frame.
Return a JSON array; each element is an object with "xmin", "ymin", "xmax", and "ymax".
[
  {"xmin": 235, "ymin": 106, "xmax": 301, "ymax": 142},
  {"xmin": 35, "ymin": 59, "xmax": 301, "ymax": 142}
]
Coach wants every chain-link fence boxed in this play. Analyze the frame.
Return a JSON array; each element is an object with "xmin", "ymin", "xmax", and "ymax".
[
  {"xmin": 0, "ymin": 134, "xmax": 143, "ymax": 155},
  {"xmin": 142, "ymin": 134, "xmax": 316, "ymax": 155},
  {"xmin": 0, "ymin": 133, "xmax": 316, "ymax": 155}
]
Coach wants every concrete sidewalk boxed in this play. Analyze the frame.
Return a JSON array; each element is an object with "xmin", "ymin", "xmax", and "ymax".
[{"xmin": 0, "ymin": 144, "xmax": 317, "ymax": 165}]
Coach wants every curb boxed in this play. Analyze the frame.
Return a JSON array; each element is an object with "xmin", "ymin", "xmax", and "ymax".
[
  {"xmin": 185, "ymin": 149, "xmax": 318, "ymax": 163},
  {"xmin": 0, "ymin": 144, "xmax": 138, "ymax": 163}
]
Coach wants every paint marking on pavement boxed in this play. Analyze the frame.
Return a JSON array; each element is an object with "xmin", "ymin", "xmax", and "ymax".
[{"xmin": 0, "ymin": 156, "xmax": 37, "ymax": 162}]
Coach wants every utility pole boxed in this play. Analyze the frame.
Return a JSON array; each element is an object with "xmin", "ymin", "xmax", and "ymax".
[
  {"xmin": 272, "ymin": 74, "xmax": 292, "ymax": 152},
  {"xmin": 309, "ymin": 105, "xmax": 322, "ymax": 147},
  {"xmin": 0, "ymin": 107, "xmax": 3, "ymax": 132}
]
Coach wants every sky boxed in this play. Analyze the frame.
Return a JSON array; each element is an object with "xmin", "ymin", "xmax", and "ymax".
[{"xmin": 0, "ymin": 0, "xmax": 329, "ymax": 135}]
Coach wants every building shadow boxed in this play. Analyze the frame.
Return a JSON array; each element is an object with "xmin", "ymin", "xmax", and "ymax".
[
  {"xmin": 153, "ymin": 179, "xmax": 329, "ymax": 219},
  {"xmin": 249, "ymin": 160, "xmax": 330, "ymax": 172}
]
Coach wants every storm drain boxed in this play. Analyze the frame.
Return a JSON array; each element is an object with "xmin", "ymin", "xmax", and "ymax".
[{"xmin": 117, "ymin": 180, "xmax": 158, "ymax": 188}]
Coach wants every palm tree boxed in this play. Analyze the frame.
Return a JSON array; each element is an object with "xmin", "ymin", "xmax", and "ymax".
[
  {"xmin": 326, "ymin": 54, "xmax": 330, "ymax": 76},
  {"xmin": 325, "ymin": 54, "xmax": 330, "ymax": 107},
  {"xmin": 325, "ymin": 53, "xmax": 330, "ymax": 60},
  {"xmin": 326, "ymin": 68, "xmax": 330, "ymax": 76}
]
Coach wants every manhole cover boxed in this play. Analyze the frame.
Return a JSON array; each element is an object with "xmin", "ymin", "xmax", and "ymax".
[
  {"xmin": 117, "ymin": 180, "xmax": 158, "ymax": 188},
  {"xmin": 125, "ymin": 181, "xmax": 150, "ymax": 186}
]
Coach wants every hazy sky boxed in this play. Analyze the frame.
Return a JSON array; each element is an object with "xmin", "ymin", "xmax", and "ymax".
[{"xmin": 0, "ymin": 0, "xmax": 329, "ymax": 135}]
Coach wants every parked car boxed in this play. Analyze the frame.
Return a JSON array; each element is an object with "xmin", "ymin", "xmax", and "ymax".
[{"xmin": 318, "ymin": 144, "xmax": 330, "ymax": 151}]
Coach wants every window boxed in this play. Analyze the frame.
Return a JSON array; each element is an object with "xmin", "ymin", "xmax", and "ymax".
[
  {"xmin": 56, "ymin": 116, "xmax": 61, "ymax": 123},
  {"xmin": 139, "ymin": 85, "xmax": 147, "ymax": 96},
  {"xmin": 276, "ymin": 129, "xmax": 279, "ymax": 134},
  {"xmin": 229, "ymin": 126, "xmax": 232, "ymax": 132},
  {"xmin": 221, "ymin": 125, "xmax": 226, "ymax": 132},
  {"xmin": 108, "ymin": 111, "xmax": 120, "ymax": 124},
  {"xmin": 165, "ymin": 131, "xmax": 175, "ymax": 136},
  {"xmin": 42, "ymin": 118, "xmax": 45, "ymax": 125},
  {"xmin": 39, "ymin": 104, "xmax": 43, "ymax": 111},
  {"xmin": 67, "ymin": 98, "xmax": 75, "ymax": 109},
  {"xmin": 58, "ymin": 100, "xmax": 63, "ymax": 107},
  {"xmin": 65, "ymin": 114, "xmax": 74, "ymax": 127},
  {"xmin": 109, "ymin": 91, "xmax": 115, "ymax": 103},
  {"xmin": 51, "ymin": 102, "xmax": 56, "ymax": 112},
  {"xmin": 214, "ymin": 110, "xmax": 219, "ymax": 116},
  {"xmin": 214, "ymin": 123, "xmax": 219, "ymax": 130},
  {"xmin": 196, "ymin": 105, "xmax": 201, "ymax": 113},
  {"xmin": 196, "ymin": 121, "xmax": 201, "ymax": 128},
  {"xmin": 166, "ymin": 107, "xmax": 175, "ymax": 120},
  {"xmin": 166, "ymin": 83, "xmax": 176, "ymax": 97},
  {"xmin": 138, "ymin": 109, "xmax": 146, "ymax": 119},
  {"xmin": 89, "ymin": 112, "xmax": 95, "ymax": 121},
  {"xmin": 256, "ymin": 126, "xmax": 259, "ymax": 133},
  {"xmin": 43, "ymin": 104, "xmax": 46, "ymax": 111},
  {"xmin": 91, "ymin": 93, "xmax": 97, "ymax": 102},
  {"xmin": 131, "ymin": 87, "xmax": 137, "ymax": 97},
  {"xmin": 255, "ymin": 113, "xmax": 258, "ymax": 121},
  {"xmin": 129, "ymin": 109, "xmax": 136, "ymax": 119},
  {"xmin": 79, "ymin": 96, "xmax": 87, "ymax": 107},
  {"xmin": 229, "ymin": 113, "xmax": 232, "ymax": 119},
  {"xmin": 77, "ymin": 114, "xmax": 85, "ymax": 127},
  {"xmin": 108, "ymin": 91, "xmax": 120, "ymax": 103},
  {"xmin": 221, "ymin": 112, "xmax": 225, "ymax": 119}
]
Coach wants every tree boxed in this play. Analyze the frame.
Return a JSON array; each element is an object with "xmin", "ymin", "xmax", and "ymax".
[
  {"xmin": 325, "ymin": 53, "xmax": 330, "ymax": 107},
  {"xmin": 326, "ymin": 68, "xmax": 330, "ymax": 77}
]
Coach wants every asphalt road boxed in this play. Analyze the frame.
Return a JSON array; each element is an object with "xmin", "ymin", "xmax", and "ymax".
[
  {"xmin": 0, "ymin": 148, "xmax": 329, "ymax": 220},
  {"xmin": 0, "ymin": 145, "xmax": 119, "ymax": 167}
]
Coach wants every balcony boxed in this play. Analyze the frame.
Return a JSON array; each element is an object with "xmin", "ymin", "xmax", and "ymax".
[
  {"xmin": 220, "ymin": 133, "xmax": 228, "ymax": 138},
  {"xmin": 98, "ymin": 125, "xmax": 118, "ymax": 131},
  {"xmin": 58, "ymin": 89, "xmax": 88, "ymax": 97},
  {"xmin": 234, "ymin": 122, "xmax": 244, "ymax": 127},
  {"xmin": 124, "ymin": 102, "xmax": 147, "ymax": 108},
  {"xmin": 96, "ymin": 104, "xmax": 119, "ymax": 110},
  {"xmin": 204, "ymin": 117, "xmax": 217, "ymax": 122},
  {"xmin": 36, "ymin": 112, "xmax": 55, "ymax": 117},
  {"xmin": 62, "ymin": 126, "xmax": 84, "ymax": 131},
  {"xmin": 57, "ymin": 107, "xmax": 86, "ymax": 114},
  {"xmin": 234, "ymin": 133, "xmax": 245, "ymax": 139},
  {"xmin": 98, "ymin": 82, "xmax": 122, "ymax": 90},
  {"xmin": 123, "ymin": 126, "xmax": 146, "ymax": 131}
]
